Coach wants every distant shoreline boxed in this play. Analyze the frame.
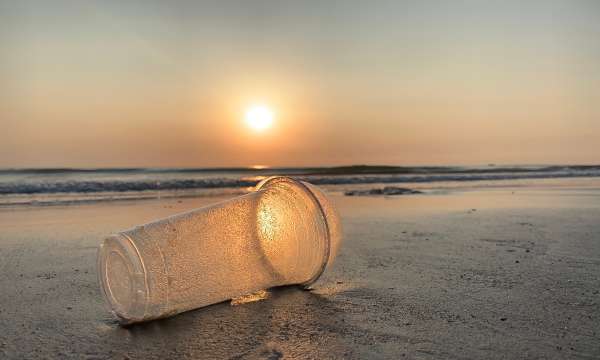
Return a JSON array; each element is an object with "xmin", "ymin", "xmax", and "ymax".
[{"xmin": 2, "ymin": 164, "xmax": 600, "ymax": 176}]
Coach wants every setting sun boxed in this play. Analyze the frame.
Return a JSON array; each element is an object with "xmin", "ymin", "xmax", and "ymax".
[{"xmin": 245, "ymin": 105, "xmax": 274, "ymax": 132}]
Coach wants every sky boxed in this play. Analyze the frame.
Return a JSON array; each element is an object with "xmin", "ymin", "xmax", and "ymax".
[{"xmin": 1, "ymin": 0, "xmax": 599, "ymax": 168}]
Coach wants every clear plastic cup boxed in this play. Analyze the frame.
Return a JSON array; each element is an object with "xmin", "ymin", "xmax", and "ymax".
[{"xmin": 97, "ymin": 176, "xmax": 342, "ymax": 324}]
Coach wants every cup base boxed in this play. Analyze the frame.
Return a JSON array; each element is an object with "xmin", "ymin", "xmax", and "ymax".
[{"xmin": 97, "ymin": 234, "xmax": 148, "ymax": 323}]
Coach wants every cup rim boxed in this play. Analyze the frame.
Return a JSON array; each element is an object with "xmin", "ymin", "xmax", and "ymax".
[{"xmin": 255, "ymin": 176, "xmax": 332, "ymax": 287}]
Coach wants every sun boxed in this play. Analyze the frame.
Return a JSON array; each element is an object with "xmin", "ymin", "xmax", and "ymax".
[{"xmin": 245, "ymin": 105, "xmax": 274, "ymax": 132}]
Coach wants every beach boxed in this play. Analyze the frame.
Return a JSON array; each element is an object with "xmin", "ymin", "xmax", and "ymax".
[
  {"xmin": 1, "ymin": 180, "xmax": 599, "ymax": 359},
  {"xmin": 4, "ymin": 0, "xmax": 600, "ymax": 357}
]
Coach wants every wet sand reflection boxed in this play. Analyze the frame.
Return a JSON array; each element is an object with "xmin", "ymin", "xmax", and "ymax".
[{"xmin": 107, "ymin": 286, "xmax": 352, "ymax": 358}]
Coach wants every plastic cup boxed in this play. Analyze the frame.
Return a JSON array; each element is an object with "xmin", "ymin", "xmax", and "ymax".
[{"xmin": 97, "ymin": 176, "xmax": 342, "ymax": 324}]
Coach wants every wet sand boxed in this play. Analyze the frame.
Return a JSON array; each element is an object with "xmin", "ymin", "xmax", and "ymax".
[{"xmin": 1, "ymin": 188, "xmax": 599, "ymax": 359}]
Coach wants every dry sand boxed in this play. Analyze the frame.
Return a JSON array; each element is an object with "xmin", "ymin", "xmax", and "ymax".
[{"xmin": 1, "ymin": 187, "xmax": 599, "ymax": 359}]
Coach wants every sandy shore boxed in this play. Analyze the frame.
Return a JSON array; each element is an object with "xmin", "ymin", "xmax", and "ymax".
[{"xmin": 1, "ymin": 187, "xmax": 599, "ymax": 359}]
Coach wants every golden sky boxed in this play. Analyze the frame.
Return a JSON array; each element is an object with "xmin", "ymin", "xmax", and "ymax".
[{"xmin": 1, "ymin": 1, "xmax": 599, "ymax": 167}]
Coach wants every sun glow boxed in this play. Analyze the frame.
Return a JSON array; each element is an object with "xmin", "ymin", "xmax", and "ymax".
[{"xmin": 245, "ymin": 105, "xmax": 274, "ymax": 132}]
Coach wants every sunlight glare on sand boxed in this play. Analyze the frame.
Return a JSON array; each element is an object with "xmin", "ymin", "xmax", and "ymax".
[{"xmin": 230, "ymin": 289, "xmax": 270, "ymax": 305}]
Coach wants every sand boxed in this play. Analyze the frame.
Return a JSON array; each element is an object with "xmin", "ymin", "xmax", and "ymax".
[{"xmin": 1, "ymin": 187, "xmax": 599, "ymax": 359}]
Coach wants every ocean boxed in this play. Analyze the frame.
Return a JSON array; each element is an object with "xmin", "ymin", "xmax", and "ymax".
[{"xmin": 1, "ymin": 165, "xmax": 600, "ymax": 206}]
